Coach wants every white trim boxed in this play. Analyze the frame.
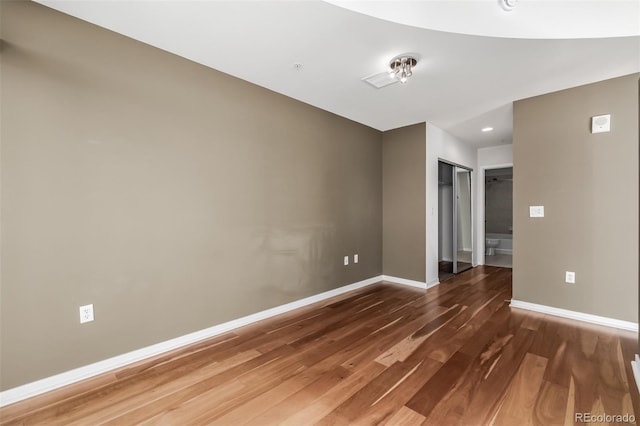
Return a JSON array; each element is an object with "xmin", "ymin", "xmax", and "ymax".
[
  {"xmin": 483, "ymin": 163, "xmax": 514, "ymax": 170},
  {"xmin": 426, "ymin": 279, "xmax": 441, "ymax": 288},
  {"xmin": 510, "ymin": 299, "xmax": 638, "ymax": 332},
  {"xmin": 425, "ymin": 128, "xmax": 429, "ymax": 296},
  {"xmin": 0, "ymin": 275, "xmax": 383, "ymax": 407},
  {"xmin": 631, "ymin": 355, "xmax": 640, "ymax": 394},
  {"xmin": 382, "ymin": 275, "xmax": 428, "ymax": 290}
]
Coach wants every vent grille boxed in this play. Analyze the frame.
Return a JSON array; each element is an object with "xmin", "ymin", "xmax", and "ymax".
[{"xmin": 361, "ymin": 72, "xmax": 398, "ymax": 89}]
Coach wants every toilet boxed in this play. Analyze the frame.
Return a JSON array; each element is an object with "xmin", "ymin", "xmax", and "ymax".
[{"xmin": 486, "ymin": 238, "xmax": 500, "ymax": 256}]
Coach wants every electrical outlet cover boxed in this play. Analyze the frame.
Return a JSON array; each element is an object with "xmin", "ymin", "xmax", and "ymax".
[
  {"xmin": 565, "ymin": 272, "xmax": 575, "ymax": 284},
  {"xmin": 80, "ymin": 304, "xmax": 94, "ymax": 323}
]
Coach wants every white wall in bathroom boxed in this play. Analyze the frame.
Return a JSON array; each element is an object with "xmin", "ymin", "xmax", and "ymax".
[{"xmin": 477, "ymin": 144, "xmax": 513, "ymax": 265}]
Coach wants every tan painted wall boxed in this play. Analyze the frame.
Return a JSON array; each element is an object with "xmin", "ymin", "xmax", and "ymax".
[
  {"xmin": 0, "ymin": 1, "xmax": 382, "ymax": 390},
  {"xmin": 513, "ymin": 74, "xmax": 639, "ymax": 322},
  {"xmin": 382, "ymin": 123, "xmax": 426, "ymax": 282}
]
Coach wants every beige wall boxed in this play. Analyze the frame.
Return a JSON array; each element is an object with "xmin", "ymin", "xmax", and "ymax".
[
  {"xmin": 0, "ymin": 1, "xmax": 382, "ymax": 390},
  {"xmin": 513, "ymin": 74, "xmax": 639, "ymax": 322},
  {"xmin": 382, "ymin": 123, "xmax": 426, "ymax": 282}
]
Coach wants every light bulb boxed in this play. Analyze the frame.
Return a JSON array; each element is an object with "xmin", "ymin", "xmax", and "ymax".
[{"xmin": 400, "ymin": 76, "xmax": 407, "ymax": 83}]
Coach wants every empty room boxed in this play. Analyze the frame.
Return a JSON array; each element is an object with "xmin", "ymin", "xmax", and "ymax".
[{"xmin": 1, "ymin": 0, "xmax": 639, "ymax": 424}]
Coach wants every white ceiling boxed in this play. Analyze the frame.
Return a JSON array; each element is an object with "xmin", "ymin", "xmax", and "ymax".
[
  {"xmin": 36, "ymin": 0, "xmax": 640, "ymax": 148},
  {"xmin": 327, "ymin": 1, "xmax": 640, "ymax": 39}
]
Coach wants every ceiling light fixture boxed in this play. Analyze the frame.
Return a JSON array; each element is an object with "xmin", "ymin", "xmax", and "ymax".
[
  {"xmin": 389, "ymin": 56, "xmax": 417, "ymax": 84},
  {"xmin": 482, "ymin": 127, "xmax": 494, "ymax": 132}
]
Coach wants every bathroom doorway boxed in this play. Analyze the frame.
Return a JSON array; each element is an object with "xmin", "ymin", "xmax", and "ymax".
[
  {"xmin": 438, "ymin": 160, "xmax": 473, "ymax": 281},
  {"xmin": 484, "ymin": 167, "xmax": 513, "ymax": 268}
]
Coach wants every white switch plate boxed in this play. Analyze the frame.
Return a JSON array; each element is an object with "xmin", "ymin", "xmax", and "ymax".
[
  {"xmin": 591, "ymin": 114, "xmax": 611, "ymax": 133},
  {"xmin": 343, "ymin": 256, "xmax": 349, "ymax": 266},
  {"xmin": 354, "ymin": 254, "xmax": 359, "ymax": 264},
  {"xmin": 79, "ymin": 304, "xmax": 94, "ymax": 323},
  {"xmin": 529, "ymin": 206, "xmax": 544, "ymax": 218},
  {"xmin": 565, "ymin": 271, "xmax": 575, "ymax": 284}
]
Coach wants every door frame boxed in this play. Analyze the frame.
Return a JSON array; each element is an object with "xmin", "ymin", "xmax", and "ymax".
[{"xmin": 479, "ymin": 163, "xmax": 513, "ymax": 266}]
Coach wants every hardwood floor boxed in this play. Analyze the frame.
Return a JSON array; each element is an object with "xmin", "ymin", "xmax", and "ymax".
[{"xmin": 1, "ymin": 266, "xmax": 638, "ymax": 425}]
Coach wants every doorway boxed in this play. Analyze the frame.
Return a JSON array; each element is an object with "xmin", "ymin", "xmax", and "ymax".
[
  {"xmin": 484, "ymin": 167, "xmax": 513, "ymax": 268},
  {"xmin": 438, "ymin": 161, "xmax": 473, "ymax": 281}
]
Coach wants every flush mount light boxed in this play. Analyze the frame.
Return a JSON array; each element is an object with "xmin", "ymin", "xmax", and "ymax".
[
  {"xmin": 388, "ymin": 56, "xmax": 417, "ymax": 84},
  {"xmin": 482, "ymin": 127, "xmax": 494, "ymax": 132}
]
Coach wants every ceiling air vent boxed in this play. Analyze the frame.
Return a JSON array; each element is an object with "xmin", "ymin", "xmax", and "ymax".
[{"xmin": 361, "ymin": 72, "xmax": 399, "ymax": 89}]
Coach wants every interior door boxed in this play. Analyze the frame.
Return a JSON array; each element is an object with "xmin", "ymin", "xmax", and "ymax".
[
  {"xmin": 439, "ymin": 161, "xmax": 473, "ymax": 281},
  {"xmin": 438, "ymin": 162, "xmax": 454, "ymax": 280},
  {"xmin": 455, "ymin": 167, "xmax": 472, "ymax": 273}
]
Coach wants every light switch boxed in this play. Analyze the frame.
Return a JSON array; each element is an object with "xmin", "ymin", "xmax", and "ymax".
[{"xmin": 529, "ymin": 206, "xmax": 544, "ymax": 218}]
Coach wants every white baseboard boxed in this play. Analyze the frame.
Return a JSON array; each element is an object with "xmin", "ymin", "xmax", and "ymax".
[
  {"xmin": 0, "ymin": 274, "xmax": 384, "ymax": 407},
  {"xmin": 382, "ymin": 275, "xmax": 427, "ymax": 290},
  {"xmin": 632, "ymin": 355, "xmax": 640, "ymax": 394},
  {"xmin": 510, "ymin": 300, "xmax": 638, "ymax": 332},
  {"xmin": 427, "ymin": 278, "xmax": 441, "ymax": 288}
]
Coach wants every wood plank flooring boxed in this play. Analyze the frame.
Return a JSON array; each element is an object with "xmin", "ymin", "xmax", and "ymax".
[{"xmin": 1, "ymin": 266, "xmax": 638, "ymax": 425}]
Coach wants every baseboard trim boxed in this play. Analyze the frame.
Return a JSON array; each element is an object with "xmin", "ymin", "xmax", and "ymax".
[
  {"xmin": 427, "ymin": 278, "xmax": 441, "ymax": 289},
  {"xmin": 510, "ymin": 300, "xmax": 638, "ymax": 332},
  {"xmin": 381, "ymin": 275, "xmax": 427, "ymax": 290},
  {"xmin": 0, "ymin": 274, "xmax": 384, "ymax": 407},
  {"xmin": 632, "ymin": 355, "xmax": 640, "ymax": 394}
]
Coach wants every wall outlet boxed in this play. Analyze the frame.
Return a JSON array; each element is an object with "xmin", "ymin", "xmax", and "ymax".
[
  {"xmin": 354, "ymin": 254, "xmax": 359, "ymax": 264},
  {"xmin": 79, "ymin": 304, "xmax": 94, "ymax": 323},
  {"xmin": 343, "ymin": 256, "xmax": 349, "ymax": 266},
  {"xmin": 565, "ymin": 271, "xmax": 575, "ymax": 284}
]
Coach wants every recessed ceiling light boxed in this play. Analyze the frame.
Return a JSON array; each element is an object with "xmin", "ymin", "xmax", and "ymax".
[{"xmin": 482, "ymin": 127, "xmax": 494, "ymax": 132}]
